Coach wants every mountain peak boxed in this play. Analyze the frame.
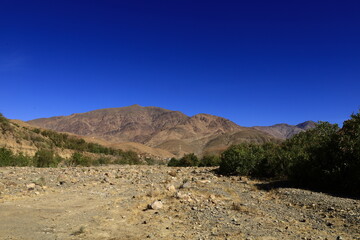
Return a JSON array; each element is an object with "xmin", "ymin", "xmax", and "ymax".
[{"xmin": 296, "ymin": 121, "xmax": 317, "ymax": 130}]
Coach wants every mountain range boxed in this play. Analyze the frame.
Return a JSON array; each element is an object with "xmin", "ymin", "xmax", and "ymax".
[{"xmin": 27, "ymin": 105, "xmax": 316, "ymax": 157}]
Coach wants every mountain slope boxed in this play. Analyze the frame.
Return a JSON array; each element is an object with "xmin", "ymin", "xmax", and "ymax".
[
  {"xmin": 28, "ymin": 105, "xmax": 279, "ymax": 156},
  {"xmin": 253, "ymin": 121, "xmax": 317, "ymax": 139},
  {"xmin": 0, "ymin": 114, "xmax": 174, "ymax": 160}
]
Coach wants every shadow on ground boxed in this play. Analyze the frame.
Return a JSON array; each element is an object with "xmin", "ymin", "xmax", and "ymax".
[{"xmin": 255, "ymin": 180, "xmax": 360, "ymax": 200}]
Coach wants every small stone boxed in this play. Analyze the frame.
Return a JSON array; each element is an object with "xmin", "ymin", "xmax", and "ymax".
[
  {"xmin": 180, "ymin": 181, "xmax": 191, "ymax": 189},
  {"xmin": 167, "ymin": 185, "xmax": 176, "ymax": 192},
  {"xmin": 57, "ymin": 175, "xmax": 67, "ymax": 185},
  {"xmin": 150, "ymin": 200, "xmax": 163, "ymax": 210},
  {"xmin": 336, "ymin": 236, "xmax": 343, "ymax": 240},
  {"xmin": 26, "ymin": 183, "xmax": 36, "ymax": 190},
  {"xmin": 209, "ymin": 194, "xmax": 216, "ymax": 200}
]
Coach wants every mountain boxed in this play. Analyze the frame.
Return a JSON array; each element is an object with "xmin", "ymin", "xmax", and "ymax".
[
  {"xmin": 27, "ymin": 105, "xmax": 279, "ymax": 156},
  {"xmin": 0, "ymin": 114, "xmax": 174, "ymax": 160},
  {"xmin": 253, "ymin": 121, "xmax": 317, "ymax": 140}
]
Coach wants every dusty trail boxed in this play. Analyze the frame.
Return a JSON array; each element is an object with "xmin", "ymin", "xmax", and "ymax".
[{"xmin": 0, "ymin": 165, "xmax": 359, "ymax": 240}]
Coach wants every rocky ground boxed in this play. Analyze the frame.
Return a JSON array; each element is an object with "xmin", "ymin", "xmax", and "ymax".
[{"xmin": 0, "ymin": 165, "xmax": 359, "ymax": 240}]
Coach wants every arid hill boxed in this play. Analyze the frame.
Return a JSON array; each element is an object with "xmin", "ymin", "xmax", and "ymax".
[
  {"xmin": 28, "ymin": 105, "xmax": 280, "ymax": 156},
  {"xmin": 0, "ymin": 115, "xmax": 174, "ymax": 160},
  {"xmin": 253, "ymin": 121, "xmax": 317, "ymax": 140}
]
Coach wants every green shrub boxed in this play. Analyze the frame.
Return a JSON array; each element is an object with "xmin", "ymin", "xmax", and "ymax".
[
  {"xmin": 252, "ymin": 142, "xmax": 287, "ymax": 178},
  {"xmin": 285, "ymin": 122, "xmax": 340, "ymax": 188},
  {"xmin": 199, "ymin": 155, "xmax": 220, "ymax": 167},
  {"xmin": 145, "ymin": 157, "xmax": 156, "ymax": 165},
  {"xmin": 167, "ymin": 157, "xmax": 180, "ymax": 166},
  {"xmin": 337, "ymin": 111, "xmax": 360, "ymax": 193},
  {"xmin": 178, "ymin": 153, "xmax": 199, "ymax": 167},
  {"xmin": 218, "ymin": 117, "xmax": 360, "ymax": 195},
  {"xmin": 69, "ymin": 152, "xmax": 92, "ymax": 166},
  {"xmin": 13, "ymin": 153, "xmax": 32, "ymax": 166},
  {"xmin": 219, "ymin": 143, "xmax": 265, "ymax": 175},
  {"xmin": 34, "ymin": 149, "xmax": 59, "ymax": 167},
  {"xmin": 0, "ymin": 147, "xmax": 14, "ymax": 166},
  {"xmin": 96, "ymin": 156, "xmax": 111, "ymax": 165}
]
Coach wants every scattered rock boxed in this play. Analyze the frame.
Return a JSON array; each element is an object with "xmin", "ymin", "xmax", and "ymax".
[
  {"xmin": 166, "ymin": 184, "xmax": 176, "ymax": 192},
  {"xmin": 26, "ymin": 183, "xmax": 36, "ymax": 190},
  {"xmin": 180, "ymin": 181, "xmax": 191, "ymax": 189},
  {"xmin": 57, "ymin": 175, "xmax": 67, "ymax": 185},
  {"xmin": 149, "ymin": 200, "xmax": 163, "ymax": 210}
]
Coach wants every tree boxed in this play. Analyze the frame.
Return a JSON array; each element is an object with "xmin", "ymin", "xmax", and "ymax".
[
  {"xmin": 286, "ymin": 122, "xmax": 340, "ymax": 188},
  {"xmin": 338, "ymin": 111, "xmax": 360, "ymax": 193},
  {"xmin": 219, "ymin": 143, "xmax": 265, "ymax": 175}
]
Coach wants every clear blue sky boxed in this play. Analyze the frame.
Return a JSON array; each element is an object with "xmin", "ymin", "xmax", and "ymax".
[{"xmin": 1, "ymin": 0, "xmax": 359, "ymax": 126}]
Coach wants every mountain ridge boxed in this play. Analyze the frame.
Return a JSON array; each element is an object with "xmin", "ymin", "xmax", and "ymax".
[
  {"xmin": 27, "ymin": 105, "xmax": 315, "ymax": 156},
  {"xmin": 253, "ymin": 120, "xmax": 317, "ymax": 139}
]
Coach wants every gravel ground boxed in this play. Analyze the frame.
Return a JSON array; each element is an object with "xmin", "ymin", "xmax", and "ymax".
[{"xmin": 0, "ymin": 165, "xmax": 359, "ymax": 240}]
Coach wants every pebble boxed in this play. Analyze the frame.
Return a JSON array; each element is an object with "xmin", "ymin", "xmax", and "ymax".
[
  {"xmin": 26, "ymin": 183, "xmax": 36, "ymax": 190},
  {"xmin": 166, "ymin": 185, "xmax": 176, "ymax": 192},
  {"xmin": 149, "ymin": 200, "xmax": 163, "ymax": 210}
]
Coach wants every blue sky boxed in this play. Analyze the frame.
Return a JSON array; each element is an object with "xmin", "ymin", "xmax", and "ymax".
[{"xmin": 1, "ymin": 0, "xmax": 359, "ymax": 126}]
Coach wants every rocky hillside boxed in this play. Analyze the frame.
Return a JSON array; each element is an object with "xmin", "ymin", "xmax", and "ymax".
[
  {"xmin": 253, "ymin": 121, "xmax": 317, "ymax": 139},
  {"xmin": 28, "ymin": 105, "xmax": 279, "ymax": 156},
  {"xmin": 0, "ymin": 113, "xmax": 174, "ymax": 160}
]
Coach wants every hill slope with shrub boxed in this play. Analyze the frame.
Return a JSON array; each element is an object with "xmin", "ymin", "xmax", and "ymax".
[{"xmin": 0, "ymin": 113, "xmax": 144, "ymax": 167}]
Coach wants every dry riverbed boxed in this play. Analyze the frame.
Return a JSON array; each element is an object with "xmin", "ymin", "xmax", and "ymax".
[{"xmin": 0, "ymin": 165, "xmax": 359, "ymax": 240}]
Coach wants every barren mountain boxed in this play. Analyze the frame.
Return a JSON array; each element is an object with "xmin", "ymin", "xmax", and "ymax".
[
  {"xmin": 253, "ymin": 121, "xmax": 317, "ymax": 140},
  {"xmin": 28, "ymin": 105, "xmax": 278, "ymax": 156}
]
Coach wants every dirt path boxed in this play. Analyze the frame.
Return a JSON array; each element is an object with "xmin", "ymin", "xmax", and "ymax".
[{"xmin": 0, "ymin": 166, "xmax": 359, "ymax": 240}]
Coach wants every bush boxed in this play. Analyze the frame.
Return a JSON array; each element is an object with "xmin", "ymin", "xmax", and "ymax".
[
  {"xmin": 337, "ymin": 111, "xmax": 360, "ymax": 193},
  {"xmin": 123, "ymin": 151, "xmax": 141, "ymax": 165},
  {"xmin": 144, "ymin": 157, "xmax": 156, "ymax": 165},
  {"xmin": 0, "ymin": 147, "xmax": 14, "ymax": 166},
  {"xmin": 13, "ymin": 153, "xmax": 32, "ymax": 166},
  {"xmin": 69, "ymin": 152, "xmax": 91, "ymax": 167},
  {"xmin": 34, "ymin": 149, "xmax": 59, "ymax": 167},
  {"xmin": 178, "ymin": 153, "xmax": 199, "ymax": 167},
  {"xmin": 199, "ymin": 155, "xmax": 220, "ymax": 167},
  {"xmin": 95, "ymin": 156, "xmax": 111, "ymax": 165},
  {"xmin": 252, "ymin": 142, "xmax": 287, "ymax": 178},
  {"xmin": 286, "ymin": 122, "xmax": 340, "ymax": 188},
  {"xmin": 218, "ymin": 116, "xmax": 360, "ymax": 195},
  {"xmin": 219, "ymin": 143, "xmax": 265, "ymax": 175},
  {"xmin": 167, "ymin": 157, "xmax": 179, "ymax": 167}
]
